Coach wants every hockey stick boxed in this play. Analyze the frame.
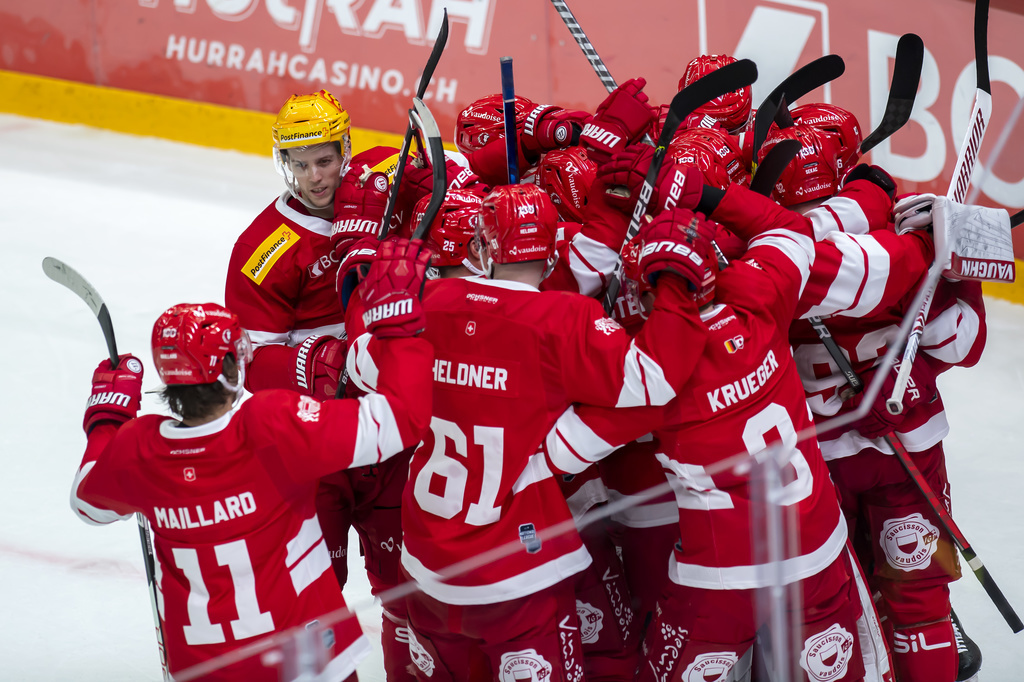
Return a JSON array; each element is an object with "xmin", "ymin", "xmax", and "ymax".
[
  {"xmin": 378, "ymin": 9, "xmax": 449, "ymax": 239},
  {"xmin": 546, "ymin": 0, "xmax": 656, "ymax": 146},
  {"xmin": 409, "ymin": 98, "xmax": 447, "ymax": 242},
  {"xmin": 41, "ymin": 257, "xmax": 171, "ymax": 680},
  {"xmin": 500, "ymin": 56, "xmax": 520, "ymax": 185},
  {"xmin": 806, "ymin": 309, "xmax": 1024, "ymax": 632},
  {"xmin": 749, "ymin": 139, "xmax": 801, "ymax": 197},
  {"xmin": 860, "ymin": 33, "xmax": 924, "ymax": 154},
  {"xmin": 1012, "ymin": 209, "xmax": 1024, "ymax": 228},
  {"xmin": 887, "ymin": 0, "xmax": 992, "ymax": 415},
  {"xmin": 752, "ymin": 54, "xmax": 846, "ymax": 166},
  {"xmin": 601, "ymin": 58, "xmax": 758, "ymax": 314}
]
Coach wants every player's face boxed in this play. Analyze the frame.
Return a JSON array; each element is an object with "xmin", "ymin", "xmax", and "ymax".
[{"xmin": 285, "ymin": 144, "xmax": 344, "ymax": 209}]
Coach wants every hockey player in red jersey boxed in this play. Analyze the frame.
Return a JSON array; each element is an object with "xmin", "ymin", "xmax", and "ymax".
[
  {"xmin": 546, "ymin": 179, "xmax": 897, "ymax": 681},
  {"xmin": 225, "ymin": 89, "xmax": 451, "ymax": 681},
  {"xmin": 70, "ymin": 247, "xmax": 433, "ymax": 680},
  {"xmin": 392, "ymin": 184, "xmax": 709, "ymax": 681}
]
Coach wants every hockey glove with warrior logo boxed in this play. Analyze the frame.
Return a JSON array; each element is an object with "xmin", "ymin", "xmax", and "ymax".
[
  {"xmin": 332, "ymin": 170, "xmax": 389, "ymax": 253},
  {"xmin": 292, "ymin": 335, "xmax": 346, "ymax": 401},
  {"xmin": 581, "ymin": 78, "xmax": 656, "ymax": 165},
  {"xmin": 336, "ymin": 236, "xmax": 379, "ymax": 311},
  {"xmin": 84, "ymin": 355, "xmax": 143, "ymax": 434},
  {"xmin": 520, "ymin": 105, "xmax": 591, "ymax": 160},
  {"xmin": 361, "ymin": 238, "xmax": 431, "ymax": 338},
  {"xmin": 847, "ymin": 359, "xmax": 938, "ymax": 439},
  {"xmin": 637, "ymin": 208, "xmax": 716, "ymax": 290},
  {"xmin": 599, "ymin": 145, "xmax": 705, "ymax": 215}
]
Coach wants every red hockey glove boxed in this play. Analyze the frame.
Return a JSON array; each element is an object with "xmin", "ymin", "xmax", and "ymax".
[
  {"xmin": 361, "ymin": 238, "xmax": 431, "ymax": 338},
  {"xmin": 581, "ymin": 77, "xmax": 655, "ymax": 164},
  {"xmin": 293, "ymin": 335, "xmax": 345, "ymax": 400},
  {"xmin": 847, "ymin": 360, "xmax": 938, "ymax": 439},
  {"xmin": 520, "ymin": 104, "xmax": 590, "ymax": 159},
  {"xmin": 599, "ymin": 145, "xmax": 704, "ymax": 215},
  {"xmin": 336, "ymin": 236, "xmax": 379, "ymax": 311},
  {"xmin": 398, "ymin": 155, "xmax": 483, "ymax": 211},
  {"xmin": 637, "ymin": 208, "xmax": 717, "ymax": 290},
  {"xmin": 841, "ymin": 163, "xmax": 897, "ymax": 201},
  {"xmin": 332, "ymin": 170, "xmax": 389, "ymax": 253},
  {"xmin": 84, "ymin": 354, "xmax": 143, "ymax": 434}
]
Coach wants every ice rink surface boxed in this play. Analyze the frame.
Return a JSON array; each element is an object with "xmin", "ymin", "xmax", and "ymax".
[{"xmin": 1, "ymin": 114, "xmax": 1021, "ymax": 680}]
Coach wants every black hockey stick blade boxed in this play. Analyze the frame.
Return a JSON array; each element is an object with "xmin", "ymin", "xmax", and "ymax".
[
  {"xmin": 976, "ymin": 0, "xmax": 992, "ymax": 95},
  {"xmin": 963, "ymin": 547, "xmax": 1024, "ymax": 633},
  {"xmin": 661, "ymin": 58, "xmax": 759, "ymax": 149},
  {"xmin": 1011, "ymin": 208, "xmax": 1024, "ymax": 229},
  {"xmin": 410, "ymin": 98, "xmax": 447, "ymax": 242},
  {"xmin": 379, "ymin": 10, "xmax": 449, "ymax": 239},
  {"xmin": 753, "ymin": 54, "xmax": 845, "ymax": 160},
  {"xmin": 749, "ymin": 138, "xmax": 800, "ymax": 197},
  {"xmin": 860, "ymin": 33, "xmax": 924, "ymax": 154},
  {"xmin": 42, "ymin": 257, "xmax": 119, "ymax": 366}
]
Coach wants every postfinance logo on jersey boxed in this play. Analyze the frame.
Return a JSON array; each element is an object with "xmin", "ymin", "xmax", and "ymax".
[{"xmin": 243, "ymin": 225, "xmax": 301, "ymax": 285}]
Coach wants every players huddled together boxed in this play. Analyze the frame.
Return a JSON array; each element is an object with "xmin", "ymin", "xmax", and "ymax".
[{"xmin": 70, "ymin": 53, "xmax": 1007, "ymax": 682}]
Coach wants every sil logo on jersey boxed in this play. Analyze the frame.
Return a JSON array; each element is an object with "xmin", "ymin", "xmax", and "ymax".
[
  {"xmin": 880, "ymin": 513, "xmax": 940, "ymax": 571},
  {"xmin": 800, "ymin": 623, "xmax": 854, "ymax": 681}
]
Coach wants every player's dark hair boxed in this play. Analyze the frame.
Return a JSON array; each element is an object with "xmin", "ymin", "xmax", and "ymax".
[{"xmin": 160, "ymin": 355, "xmax": 238, "ymax": 422}]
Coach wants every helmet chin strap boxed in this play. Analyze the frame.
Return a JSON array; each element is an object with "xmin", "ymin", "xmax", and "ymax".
[
  {"xmin": 217, "ymin": 360, "xmax": 247, "ymax": 408},
  {"xmin": 462, "ymin": 258, "xmax": 486, "ymax": 276}
]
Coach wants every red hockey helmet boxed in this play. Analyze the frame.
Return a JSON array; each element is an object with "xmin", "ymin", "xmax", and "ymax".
[
  {"xmin": 151, "ymin": 303, "xmax": 252, "ymax": 386},
  {"xmin": 418, "ymin": 188, "xmax": 485, "ymax": 268},
  {"xmin": 477, "ymin": 184, "xmax": 559, "ymax": 268},
  {"xmin": 759, "ymin": 123, "xmax": 844, "ymax": 206},
  {"xmin": 536, "ymin": 146, "xmax": 598, "ymax": 223},
  {"xmin": 455, "ymin": 94, "xmax": 535, "ymax": 154},
  {"xmin": 791, "ymin": 103, "xmax": 863, "ymax": 174},
  {"xmin": 667, "ymin": 127, "xmax": 751, "ymax": 189},
  {"xmin": 680, "ymin": 55, "xmax": 752, "ymax": 133}
]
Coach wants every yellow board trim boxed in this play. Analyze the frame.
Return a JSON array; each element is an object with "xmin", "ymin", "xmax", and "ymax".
[
  {"xmin": 243, "ymin": 225, "xmax": 301, "ymax": 285},
  {"xmin": 0, "ymin": 69, "xmax": 456, "ymax": 156},
  {"xmin": 982, "ymin": 260, "xmax": 1024, "ymax": 306}
]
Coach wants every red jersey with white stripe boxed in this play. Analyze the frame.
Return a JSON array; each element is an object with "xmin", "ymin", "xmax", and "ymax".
[
  {"xmin": 71, "ymin": 337, "xmax": 431, "ymax": 679},
  {"xmin": 225, "ymin": 146, "xmax": 400, "ymax": 392},
  {"xmin": 397, "ymin": 275, "xmax": 706, "ymax": 605},
  {"xmin": 546, "ymin": 189, "xmax": 847, "ymax": 590}
]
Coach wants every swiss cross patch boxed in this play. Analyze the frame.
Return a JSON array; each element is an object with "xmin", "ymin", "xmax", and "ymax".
[
  {"xmin": 466, "ymin": 321, "xmax": 476, "ymax": 336},
  {"xmin": 183, "ymin": 467, "xmax": 196, "ymax": 482},
  {"xmin": 594, "ymin": 318, "xmax": 623, "ymax": 336}
]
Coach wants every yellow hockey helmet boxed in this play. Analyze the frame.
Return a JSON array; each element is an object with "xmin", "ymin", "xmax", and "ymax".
[{"xmin": 272, "ymin": 90, "xmax": 353, "ymax": 207}]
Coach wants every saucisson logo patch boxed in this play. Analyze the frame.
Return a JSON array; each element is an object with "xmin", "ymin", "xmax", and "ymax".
[{"xmin": 243, "ymin": 225, "xmax": 300, "ymax": 285}]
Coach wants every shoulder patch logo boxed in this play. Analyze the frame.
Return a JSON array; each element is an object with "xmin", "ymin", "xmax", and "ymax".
[
  {"xmin": 594, "ymin": 317, "xmax": 623, "ymax": 336},
  {"xmin": 296, "ymin": 395, "xmax": 321, "ymax": 423},
  {"xmin": 243, "ymin": 224, "xmax": 301, "ymax": 285}
]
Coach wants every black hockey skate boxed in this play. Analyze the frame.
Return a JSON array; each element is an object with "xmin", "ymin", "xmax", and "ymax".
[{"xmin": 951, "ymin": 609, "xmax": 982, "ymax": 682}]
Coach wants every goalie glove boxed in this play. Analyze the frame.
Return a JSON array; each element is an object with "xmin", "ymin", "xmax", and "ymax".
[
  {"xmin": 84, "ymin": 355, "xmax": 143, "ymax": 434},
  {"xmin": 847, "ymin": 359, "xmax": 937, "ymax": 439},
  {"xmin": 581, "ymin": 77, "xmax": 656, "ymax": 165},
  {"xmin": 895, "ymin": 194, "xmax": 1015, "ymax": 282},
  {"xmin": 361, "ymin": 238, "xmax": 431, "ymax": 338}
]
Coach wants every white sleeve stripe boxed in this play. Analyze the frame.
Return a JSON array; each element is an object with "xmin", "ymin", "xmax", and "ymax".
[
  {"xmin": 811, "ymin": 196, "xmax": 870, "ymax": 239},
  {"xmin": 805, "ymin": 233, "xmax": 893, "ymax": 318},
  {"xmin": 921, "ymin": 301, "xmax": 981, "ymax": 364},
  {"xmin": 70, "ymin": 461, "xmax": 133, "ymax": 526},
  {"xmin": 289, "ymin": 323, "xmax": 346, "ymax": 346},
  {"xmin": 749, "ymin": 229, "xmax": 814, "ymax": 294},
  {"xmin": 617, "ymin": 341, "xmax": 676, "ymax": 408},
  {"xmin": 511, "ymin": 452, "xmax": 555, "ymax": 493},
  {"xmin": 288, "ymin": 539, "xmax": 331, "ymax": 595},
  {"xmin": 895, "ymin": 412, "xmax": 950, "ymax": 451},
  {"xmin": 246, "ymin": 329, "xmax": 291, "ymax": 348},
  {"xmin": 352, "ymin": 393, "xmax": 403, "ymax": 468},
  {"xmin": 568, "ymin": 234, "xmax": 619, "ymax": 297},
  {"xmin": 544, "ymin": 407, "xmax": 616, "ymax": 474},
  {"xmin": 285, "ymin": 514, "xmax": 324, "ymax": 568},
  {"xmin": 345, "ymin": 333, "xmax": 379, "ymax": 393}
]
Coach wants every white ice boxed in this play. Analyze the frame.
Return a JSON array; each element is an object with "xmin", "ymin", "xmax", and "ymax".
[{"xmin": 0, "ymin": 114, "xmax": 1021, "ymax": 680}]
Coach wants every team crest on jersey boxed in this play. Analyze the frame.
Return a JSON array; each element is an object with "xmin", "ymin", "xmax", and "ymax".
[
  {"xmin": 498, "ymin": 649, "xmax": 552, "ymax": 682},
  {"xmin": 183, "ymin": 467, "xmax": 196, "ymax": 482},
  {"xmin": 724, "ymin": 335, "xmax": 744, "ymax": 353},
  {"xmin": 682, "ymin": 652, "xmax": 738, "ymax": 682},
  {"xmin": 407, "ymin": 628, "xmax": 436, "ymax": 677},
  {"xmin": 880, "ymin": 513, "xmax": 940, "ymax": 571},
  {"xmin": 576, "ymin": 600, "xmax": 604, "ymax": 644},
  {"xmin": 800, "ymin": 624, "xmax": 854, "ymax": 681},
  {"xmin": 594, "ymin": 317, "xmax": 623, "ymax": 336},
  {"xmin": 296, "ymin": 395, "xmax": 322, "ymax": 423}
]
